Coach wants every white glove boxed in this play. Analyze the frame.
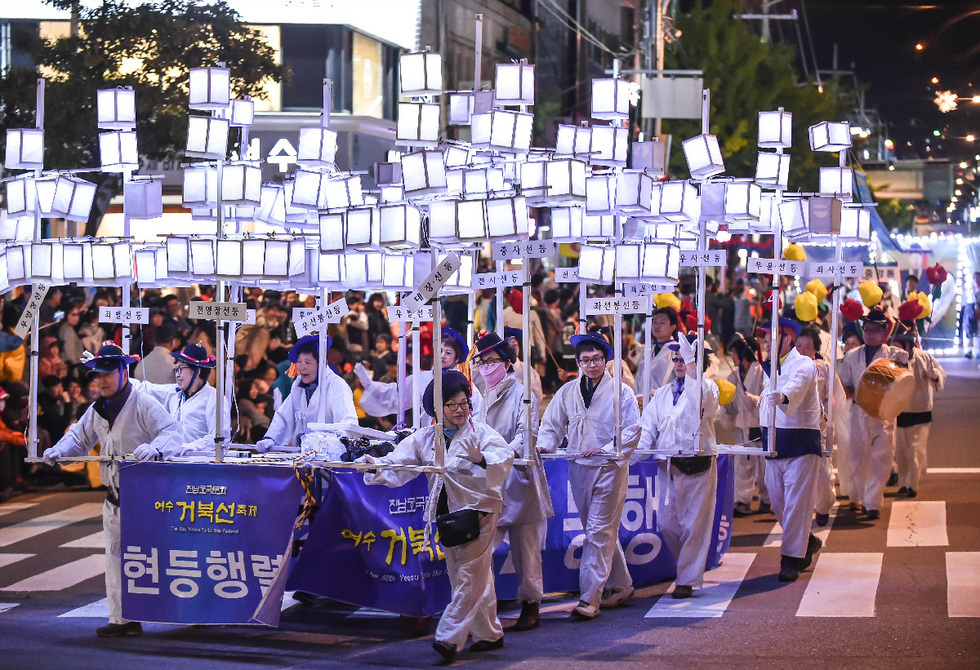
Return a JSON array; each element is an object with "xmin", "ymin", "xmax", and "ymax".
[
  {"xmin": 677, "ymin": 335, "xmax": 696, "ymax": 365},
  {"xmin": 254, "ymin": 438, "xmax": 275, "ymax": 453},
  {"xmin": 42, "ymin": 447, "xmax": 60, "ymax": 466},
  {"xmin": 353, "ymin": 362, "xmax": 374, "ymax": 387},
  {"xmin": 132, "ymin": 444, "xmax": 160, "ymax": 461},
  {"xmin": 763, "ymin": 390, "xmax": 786, "ymax": 407},
  {"xmin": 455, "ymin": 435, "xmax": 484, "ymax": 464},
  {"xmin": 355, "ymin": 454, "xmax": 378, "ymax": 465}
]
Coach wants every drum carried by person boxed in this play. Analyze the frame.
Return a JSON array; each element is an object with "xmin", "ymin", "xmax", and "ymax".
[{"xmin": 855, "ymin": 357, "xmax": 914, "ymax": 421}]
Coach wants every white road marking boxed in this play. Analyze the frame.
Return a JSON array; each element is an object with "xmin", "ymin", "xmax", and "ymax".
[
  {"xmin": 946, "ymin": 552, "xmax": 980, "ymax": 618},
  {"xmin": 0, "ymin": 503, "xmax": 103, "ymax": 548},
  {"xmin": 762, "ymin": 521, "xmax": 783, "ymax": 548},
  {"xmin": 645, "ymin": 553, "xmax": 756, "ymax": 618},
  {"xmin": 926, "ymin": 467, "xmax": 980, "ymax": 474},
  {"xmin": 887, "ymin": 501, "xmax": 948, "ymax": 547},
  {"xmin": 0, "ymin": 602, "xmax": 18, "ymax": 614},
  {"xmin": 762, "ymin": 504, "xmax": 836, "ymax": 549},
  {"xmin": 2, "ymin": 554, "xmax": 104, "ymax": 592},
  {"xmin": 0, "ymin": 554, "xmax": 33, "ymax": 569},
  {"xmin": 60, "ymin": 531, "xmax": 105, "ymax": 549},
  {"xmin": 59, "ymin": 598, "xmax": 108, "ymax": 618},
  {"xmin": 797, "ymin": 552, "xmax": 883, "ymax": 617},
  {"xmin": 0, "ymin": 503, "xmax": 37, "ymax": 518}
]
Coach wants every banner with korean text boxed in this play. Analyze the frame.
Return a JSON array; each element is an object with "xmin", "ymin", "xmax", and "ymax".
[
  {"xmin": 120, "ymin": 462, "xmax": 303, "ymax": 626},
  {"xmin": 285, "ymin": 470, "xmax": 452, "ymax": 617}
]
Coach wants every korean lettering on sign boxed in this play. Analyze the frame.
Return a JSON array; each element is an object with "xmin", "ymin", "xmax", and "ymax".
[
  {"xmin": 99, "ymin": 307, "xmax": 150, "ymax": 324},
  {"xmin": 678, "ymin": 250, "xmax": 726, "ymax": 268},
  {"xmin": 14, "ymin": 282, "xmax": 49, "ymax": 339},
  {"xmin": 187, "ymin": 302, "xmax": 248, "ymax": 323},
  {"xmin": 555, "ymin": 267, "xmax": 579, "ymax": 283},
  {"xmin": 585, "ymin": 297, "xmax": 650, "ymax": 316},
  {"xmin": 746, "ymin": 257, "xmax": 804, "ymax": 276},
  {"xmin": 474, "ymin": 268, "xmax": 526, "ymax": 289},
  {"xmin": 404, "ymin": 253, "xmax": 462, "ymax": 311},
  {"xmin": 491, "ymin": 240, "xmax": 556, "ymax": 261},
  {"xmin": 387, "ymin": 305, "xmax": 434, "ymax": 323},
  {"xmin": 125, "ymin": 547, "xmax": 284, "ymax": 599},
  {"xmin": 293, "ymin": 298, "xmax": 350, "ymax": 339},
  {"xmin": 621, "ymin": 282, "xmax": 677, "ymax": 297},
  {"xmin": 340, "ymin": 523, "xmax": 445, "ymax": 567},
  {"xmin": 863, "ymin": 266, "xmax": 899, "ymax": 282},
  {"xmin": 808, "ymin": 262, "xmax": 864, "ymax": 278}
]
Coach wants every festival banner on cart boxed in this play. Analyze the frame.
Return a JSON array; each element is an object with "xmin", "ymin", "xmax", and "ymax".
[{"xmin": 120, "ymin": 462, "xmax": 303, "ymax": 626}]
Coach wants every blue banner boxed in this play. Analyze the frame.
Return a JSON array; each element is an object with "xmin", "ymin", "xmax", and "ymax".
[
  {"xmin": 120, "ymin": 462, "xmax": 303, "ymax": 626},
  {"xmin": 286, "ymin": 470, "xmax": 452, "ymax": 617}
]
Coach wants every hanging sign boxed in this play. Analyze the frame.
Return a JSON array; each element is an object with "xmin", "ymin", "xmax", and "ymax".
[
  {"xmin": 555, "ymin": 267, "xmax": 579, "ymax": 283},
  {"xmin": 387, "ymin": 305, "xmax": 434, "ymax": 323},
  {"xmin": 473, "ymin": 268, "xmax": 525, "ymax": 290},
  {"xmin": 491, "ymin": 240, "xmax": 556, "ymax": 261},
  {"xmin": 863, "ymin": 266, "xmax": 899, "ymax": 282},
  {"xmin": 404, "ymin": 252, "xmax": 462, "ymax": 311},
  {"xmin": 622, "ymin": 282, "xmax": 676, "ymax": 297},
  {"xmin": 14, "ymin": 282, "xmax": 50, "ymax": 339},
  {"xmin": 808, "ymin": 261, "xmax": 864, "ymax": 278},
  {"xmin": 99, "ymin": 307, "xmax": 150, "ymax": 324},
  {"xmin": 585, "ymin": 296, "xmax": 650, "ymax": 315},
  {"xmin": 746, "ymin": 257, "xmax": 805, "ymax": 276},
  {"xmin": 188, "ymin": 302, "xmax": 248, "ymax": 323},
  {"xmin": 293, "ymin": 298, "xmax": 350, "ymax": 339},
  {"xmin": 679, "ymin": 249, "xmax": 726, "ymax": 267}
]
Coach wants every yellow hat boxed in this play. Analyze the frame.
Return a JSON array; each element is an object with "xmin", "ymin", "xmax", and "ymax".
[
  {"xmin": 805, "ymin": 278, "xmax": 828, "ymax": 303},
  {"xmin": 653, "ymin": 292, "xmax": 681, "ymax": 311},
  {"xmin": 783, "ymin": 244, "xmax": 807, "ymax": 262},
  {"xmin": 858, "ymin": 280, "xmax": 883, "ymax": 307},
  {"xmin": 794, "ymin": 292, "xmax": 819, "ymax": 322},
  {"xmin": 716, "ymin": 378, "xmax": 736, "ymax": 406},
  {"xmin": 910, "ymin": 291, "xmax": 932, "ymax": 319}
]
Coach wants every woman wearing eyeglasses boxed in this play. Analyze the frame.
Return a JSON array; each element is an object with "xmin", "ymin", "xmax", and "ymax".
[
  {"xmin": 471, "ymin": 331, "xmax": 553, "ymax": 632},
  {"xmin": 637, "ymin": 334, "xmax": 720, "ymax": 599},
  {"xmin": 361, "ymin": 370, "xmax": 514, "ymax": 663}
]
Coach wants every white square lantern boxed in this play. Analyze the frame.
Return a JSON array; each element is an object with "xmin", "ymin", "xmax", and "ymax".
[
  {"xmin": 471, "ymin": 110, "xmax": 533, "ymax": 152},
  {"xmin": 699, "ymin": 181, "xmax": 727, "ymax": 220},
  {"xmin": 583, "ymin": 214, "xmax": 614, "ymax": 239},
  {"xmin": 443, "ymin": 145, "xmax": 470, "ymax": 169},
  {"xmin": 456, "ymin": 200, "xmax": 489, "ymax": 242},
  {"xmin": 5, "ymin": 129, "xmax": 44, "ymax": 170},
  {"xmin": 591, "ymin": 79, "xmax": 630, "ymax": 121},
  {"xmin": 344, "ymin": 207, "xmax": 380, "ymax": 248},
  {"xmin": 297, "ymin": 127, "xmax": 338, "ymax": 167},
  {"xmin": 35, "ymin": 177, "xmax": 57, "ymax": 217},
  {"xmin": 4, "ymin": 176, "xmax": 34, "ymax": 218},
  {"xmin": 755, "ymin": 152, "xmax": 790, "ymax": 189},
  {"xmin": 758, "ymin": 110, "xmax": 792, "ymax": 148},
  {"xmin": 486, "ymin": 196, "xmax": 529, "ymax": 240},
  {"xmin": 590, "ymin": 126, "xmax": 628, "ymax": 167},
  {"xmin": 545, "ymin": 159, "xmax": 587, "ymax": 203},
  {"xmin": 400, "ymin": 51, "xmax": 443, "ymax": 96},
  {"xmin": 379, "ymin": 204, "xmax": 422, "ymax": 249},
  {"xmin": 778, "ymin": 198, "xmax": 808, "ymax": 239},
  {"xmin": 809, "ymin": 121, "xmax": 851, "ymax": 152},
  {"xmin": 182, "ymin": 165, "xmax": 215, "ymax": 208},
  {"xmin": 315, "ymin": 252, "xmax": 345, "ymax": 285},
  {"xmin": 839, "ymin": 205, "xmax": 871, "ymax": 242},
  {"xmin": 61, "ymin": 242, "xmax": 88, "ymax": 283},
  {"xmin": 382, "ymin": 253, "xmax": 414, "ymax": 289},
  {"xmin": 291, "ymin": 169, "xmax": 327, "ymax": 210},
  {"xmin": 494, "ymin": 63, "xmax": 534, "ymax": 106},
  {"xmin": 808, "ymin": 196, "xmax": 842, "ymax": 235},
  {"xmin": 188, "ymin": 66, "xmax": 231, "ymax": 111},
  {"xmin": 241, "ymin": 238, "xmax": 267, "ymax": 278},
  {"xmin": 189, "ymin": 238, "xmax": 216, "ymax": 276},
  {"xmin": 167, "ymin": 237, "xmax": 191, "ymax": 277},
  {"xmin": 615, "ymin": 244, "xmax": 643, "ymax": 279},
  {"xmin": 462, "ymin": 167, "xmax": 504, "ymax": 195},
  {"xmin": 615, "ymin": 172, "xmax": 646, "ymax": 214},
  {"xmin": 638, "ymin": 173, "xmax": 662, "ymax": 215},
  {"xmin": 401, "ymin": 150, "xmax": 447, "ymax": 197},
  {"xmin": 448, "ymin": 92, "xmax": 475, "ymax": 126},
  {"xmin": 324, "ymin": 176, "xmax": 364, "ymax": 211},
  {"xmin": 125, "ymin": 179, "xmax": 163, "ymax": 219},
  {"xmin": 221, "ymin": 163, "xmax": 262, "ymax": 206},
  {"xmin": 215, "ymin": 238, "xmax": 243, "ymax": 279},
  {"xmin": 586, "ymin": 174, "xmax": 617, "ymax": 215},
  {"xmin": 134, "ymin": 246, "xmax": 165, "ymax": 285},
  {"xmin": 186, "ymin": 115, "xmax": 229, "ymax": 159},
  {"xmin": 30, "ymin": 242, "xmax": 54, "ymax": 281},
  {"xmin": 5, "ymin": 245, "xmax": 29, "ymax": 284},
  {"xmin": 264, "ymin": 239, "xmax": 291, "ymax": 277},
  {"xmin": 818, "ymin": 167, "xmax": 853, "ymax": 199},
  {"xmin": 51, "ymin": 175, "xmax": 97, "ymax": 222},
  {"xmin": 658, "ymin": 180, "xmax": 699, "ymax": 223},
  {"xmin": 642, "ymin": 242, "xmax": 680, "ymax": 283},
  {"xmin": 631, "ymin": 140, "xmax": 666, "ymax": 173},
  {"xmin": 396, "ymin": 102, "xmax": 441, "ymax": 147},
  {"xmin": 91, "ymin": 243, "xmax": 117, "ymax": 283},
  {"xmin": 682, "ymin": 134, "xmax": 725, "ymax": 179},
  {"xmin": 318, "ymin": 212, "xmax": 345, "ymax": 252},
  {"xmin": 97, "ymin": 88, "xmax": 137, "ymax": 130},
  {"xmin": 229, "ymin": 98, "xmax": 255, "ymax": 127},
  {"xmin": 551, "ymin": 207, "xmax": 583, "ymax": 241},
  {"xmin": 519, "ymin": 160, "xmax": 547, "ymax": 204},
  {"xmin": 427, "ymin": 200, "xmax": 459, "ymax": 243},
  {"xmin": 577, "ymin": 245, "xmax": 614, "ymax": 282},
  {"xmin": 725, "ymin": 180, "xmax": 762, "ymax": 220},
  {"xmin": 111, "ymin": 241, "xmax": 133, "ymax": 282}
]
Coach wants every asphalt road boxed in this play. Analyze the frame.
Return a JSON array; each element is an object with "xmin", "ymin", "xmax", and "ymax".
[{"xmin": 1, "ymin": 358, "xmax": 978, "ymax": 669}]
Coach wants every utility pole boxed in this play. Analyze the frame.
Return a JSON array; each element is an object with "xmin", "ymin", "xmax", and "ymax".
[{"xmin": 738, "ymin": 0, "xmax": 797, "ymax": 44}]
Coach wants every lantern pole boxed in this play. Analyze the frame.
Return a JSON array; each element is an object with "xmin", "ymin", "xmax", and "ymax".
[
  {"xmin": 27, "ymin": 77, "xmax": 45, "ymax": 460},
  {"xmin": 431, "ymin": 252, "xmax": 445, "ymax": 469},
  {"xmin": 693, "ymin": 89, "xmax": 710, "ymax": 452}
]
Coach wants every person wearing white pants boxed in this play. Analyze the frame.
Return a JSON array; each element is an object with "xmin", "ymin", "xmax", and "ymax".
[
  {"xmin": 720, "ymin": 334, "xmax": 767, "ymax": 516},
  {"xmin": 639, "ymin": 334, "xmax": 720, "ymax": 597},
  {"xmin": 42, "ymin": 343, "xmax": 183, "ymax": 637},
  {"xmin": 893, "ymin": 329, "xmax": 945, "ymax": 497},
  {"xmin": 838, "ymin": 309, "xmax": 908, "ymax": 519},
  {"xmin": 758, "ymin": 317, "xmax": 824, "ymax": 582},
  {"xmin": 537, "ymin": 332, "xmax": 641, "ymax": 620},
  {"xmin": 471, "ymin": 331, "xmax": 553, "ymax": 631}
]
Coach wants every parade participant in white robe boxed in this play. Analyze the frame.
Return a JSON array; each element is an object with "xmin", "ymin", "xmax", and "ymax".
[
  {"xmin": 360, "ymin": 371, "xmax": 514, "ymax": 663},
  {"xmin": 356, "ymin": 327, "xmax": 481, "ymax": 420},
  {"xmin": 758, "ymin": 317, "xmax": 824, "ymax": 582},
  {"xmin": 132, "ymin": 342, "xmax": 230, "ymax": 456},
  {"xmin": 893, "ymin": 329, "xmax": 945, "ymax": 498},
  {"xmin": 638, "ymin": 335, "xmax": 720, "ymax": 598},
  {"xmin": 503, "ymin": 327, "xmax": 544, "ymax": 406},
  {"xmin": 536, "ymin": 332, "xmax": 641, "ymax": 619},
  {"xmin": 795, "ymin": 327, "xmax": 845, "ymax": 526},
  {"xmin": 837, "ymin": 308, "xmax": 908, "ymax": 519},
  {"xmin": 721, "ymin": 334, "xmax": 768, "ymax": 516},
  {"xmin": 256, "ymin": 335, "xmax": 357, "ymax": 451},
  {"xmin": 471, "ymin": 332, "xmax": 553, "ymax": 631},
  {"xmin": 635, "ymin": 306, "xmax": 682, "ymax": 395},
  {"xmin": 42, "ymin": 343, "xmax": 182, "ymax": 638}
]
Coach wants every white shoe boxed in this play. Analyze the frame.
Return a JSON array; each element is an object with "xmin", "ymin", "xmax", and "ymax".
[
  {"xmin": 570, "ymin": 600, "xmax": 600, "ymax": 619},
  {"xmin": 599, "ymin": 587, "xmax": 635, "ymax": 608}
]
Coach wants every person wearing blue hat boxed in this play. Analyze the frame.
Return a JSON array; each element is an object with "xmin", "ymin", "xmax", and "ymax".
[
  {"xmin": 757, "ymin": 314, "xmax": 824, "ymax": 582},
  {"xmin": 42, "ymin": 341, "xmax": 182, "ymax": 637},
  {"xmin": 256, "ymin": 334, "xmax": 357, "ymax": 452},
  {"xmin": 133, "ymin": 341, "xmax": 232, "ymax": 456},
  {"xmin": 537, "ymin": 330, "xmax": 640, "ymax": 620},
  {"xmin": 837, "ymin": 307, "xmax": 909, "ymax": 521},
  {"xmin": 361, "ymin": 370, "xmax": 514, "ymax": 662},
  {"xmin": 638, "ymin": 334, "xmax": 720, "ymax": 598},
  {"xmin": 470, "ymin": 331, "xmax": 553, "ymax": 631},
  {"xmin": 355, "ymin": 326, "xmax": 482, "ymax": 422}
]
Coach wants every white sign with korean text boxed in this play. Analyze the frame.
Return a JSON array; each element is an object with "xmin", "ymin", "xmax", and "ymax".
[
  {"xmin": 808, "ymin": 261, "xmax": 864, "ymax": 278},
  {"xmin": 387, "ymin": 305, "xmax": 434, "ymax": 323},
  {"xmin": 863, "ymin": 266, "xmax": 899, "ymax": 282},
  {"xmin": 555, "ymin": 267, "xmax": 579, "ymax": 283},
  {"xmin": 746, "ymin": 257, "xmax": 805, "ymax": 276},
  {"xmin": 188, "ymin": 301, "xmax": 248, "ymax": 323},
  {"xmin": 473, "ymin": 268, "xmax": 525, "ymax": 290},
  {"xmin": 14, "ymin": 282, "xmax": 49, "ymax": 340},
  {"xmin": 293, "ymin": 298, "xmax": 350, "ymax": 339},
  {"xmin": 679, "ymin": 249, "xmax": 726, "ymax": 267},
  {"xmin": 404, "ymin": 253, "xmax": 462, "ymax": 311},
  {"xmin": 492, "ymin": 240, "xmax": 556, "ymax": 261},
  {"xmin": 99, "ymin": 307, "xmax": 150, "ymax": 324},
  {"xmin": 585, "ymin": 296, "xmax": 650, "ymax": 315},
  {"xmin": 622, "ymin": 282, "xmax": 676, "ymax": 297}
]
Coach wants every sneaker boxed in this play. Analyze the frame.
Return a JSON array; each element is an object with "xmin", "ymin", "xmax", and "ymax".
[
  {"xmin": 432, "ymin": 641, "xmax": 456, "ymax": 662},
  {"xmin": 907, "ymin": 488, "xmax": 917, "ymax": 498},
  {"xmin": 96, "ymin": 622, "xmax": 142, "ymax": 638},
  {"xmin": 469, "ymin": 637, "xmax": 504, "ymax": 653},
  {"xmin": 778, "ymin": 565, "xmax": 799, "ymax": 582},
  {"xmin": 733, "ymin": 502, "xmax": 753, "ymax": 517},
  {"xmin": 800, "ymin": 534, "xmax": 823, "ymax": 570},
  {"xmin": 897, "ymin": 486, "xmax": 908, "ymax": 496},
  {"xmin": 887, "ymin": 471, "xmax": 899, "ymax": 487},
  {"xmin": 511, "ymin": 601, "xmax": 539, "ymax": 631},
  {"xmin": 671, "ymin": 585, "xmax": 694, "ymax": 599},
  {"xmin": 570, "ymin": 600, "xmax": 600, "ymax": 619},
  {"xmin": 600, "ymin": 587, "xmax": 635, "ymax": 608},
  {"xmin": 814, "ymin": 512, "xmax": 830, "ymax": 527},
  {"xmin": 865, "ymin": 509, "xmax": 880, "ymax": 520},
  {"xmin": 757, "ymin": 502, "xmax": 771, "ymax": 515}
]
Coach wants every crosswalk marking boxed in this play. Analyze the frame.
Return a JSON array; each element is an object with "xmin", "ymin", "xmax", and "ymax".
[
  {"xmin": 0, "ymin": 602, "xmax": 18, "ymax": 614},
  {"xmin": 887, "ymin": 501, "xmax": 948, "ymax": 547},
  {"xmin": 60, "ymin": 532, "xmax": 105, "ymax": 550},
  {"xmin": 0, "ymin": 503, "xmax": 37, "ymax": 518},
  {"xmin": 0, "ymin": 503, "xmax": 103, "ymax": 548},
  {"xmin": 644, "ymin": 553, "xmax": 755, "ymax": 618},
  {"xmin": 761, "ymin": 502, "xmax": 838, "ymax": 549},
  {"xmin": 0, "ymin": 554, "xmax": 33, "ymax": 570},
  {"xmin": 2, "ymin": 554, "xmax": 104, "ymax": 592},
  {"xmin": 946, "ymin": 552, "xmax": 980, "ymax": 617},
  {"xmin": 926, "ymin": 467, "xmax": 980, "ymax": 474},
  {"xmin": 797, "ymin": 552, "xmax": 883, "ymax": 617},
  {"xmin": 59, "ymin": 598, "xmax": 108, "ymax": 618}
]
